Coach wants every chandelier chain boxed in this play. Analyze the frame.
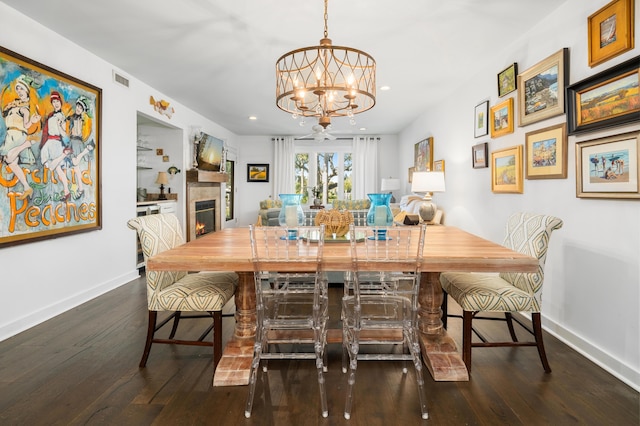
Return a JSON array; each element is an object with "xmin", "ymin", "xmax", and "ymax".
[{"xmin": 323, "ymin": 0, "xmax": 329, "ymax": 39}]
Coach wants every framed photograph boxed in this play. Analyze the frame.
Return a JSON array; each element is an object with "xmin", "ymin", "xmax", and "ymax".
[
  {"xmin": 408, "ymin": 166, "xmax": 415, "ymax": 183},
  {"xmin": 566, "ymin": 55, "xmax": 639, "ymax": 135},
  {"xmin": 247, "ymin": 163, "xmax": 269, "ymax": 182},
  {"xmin": 525, "ymin": 123, "xmax": 568, "ymax": 179},
  {"xmin": 472, "ymin": 142, "xmax": 489, "ymax": 169},
  {"xmin": 490, "ymin": 97, "xmax": 514, "ymax": 138},
  {"xmin": 588, "ymin": 0, "xmax": 635, "ymax": 67},
  {"xmin": 0, "ymin": 46, "xmax": 102, "ymax": 248},
  {"xmin": 414, "ymin": 137, "xmax": 434, "ymax": 171},
  {"xmin": 576, "ymin": 131, "xmax": 639, "ymax": 199},
  {"xmin": 498, "ymin": 63, "xmax": 518, "ymax": 97},
  {"xmin": 491, "ymin": 145, "xmax": 523, "ymax": 193},
  {"xmin": 195, "ymin": 132, "xmax": 224, "ymax": 172},
  {"xmin": 474, "ymin": 100, "xmax": 489, "ymax": 138},
  {"xmin": 517, "ymin": 48, "xmax": 569, "ymax": 127},
  {"xmin": 434, "ymin": 159, "xmax": 445, "ymax": 172}
]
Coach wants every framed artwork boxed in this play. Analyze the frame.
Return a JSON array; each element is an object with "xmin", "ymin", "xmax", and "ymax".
[
  {"xmin": 566, "ymin": 55, "xmax": 639, "ymax": 135},
  {"xmin": 576, "ymin": 131, "xmax": 639, "ymax": 199},
  {"xmin": 517, "ymin": 48, "xmax": 569, "ymax": 127},
  {"xmin": 491, "ymin": 145, "xmax": 523, "ymax": 193},
  {"xmin": 195, "ymin": 132, "xmax": 224, "ymax": 172},
  {"xmin": 434, "ymin": 159, "xmax": 445, "ymax": 172},
  {"xmin": 498, "ymin": 63, "xmax": 518, "ymax": 97},
  {"xmin": 474, "ymin": 100, "xmax": 489, "ymax": 138},
  {"xmin": 247, "ymin": 163, "xmax": 269, "ymax": 182},
  {"xmin": 490, "ymin": 97, "xmax": 514, "ymax": 138},
  {"xmin": 414, "ymin": 137, "xmax": 434, "ymax": 171},
  {"xmin": 472, "ymin": 142, "xmax": 489, "ymax": 169},
  {"xmin": 588, "ymin": 0, "xmax": 635, "ymax": 67},
  {"xmin": 0, "ymin": 46, "xmax": 102, "ymax": 248},
  {"xmin": 408, "ymin": 166, "xmax": 415, "ymax": 183},
  {"xmin": 525, "ymin": 123, "xmax": 568, "ymax": 179}
]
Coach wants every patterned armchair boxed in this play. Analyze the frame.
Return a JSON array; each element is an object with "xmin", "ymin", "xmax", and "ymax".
[{"xmin": 439, "ymin": 212, "xmax": 563, "ymax": 373}]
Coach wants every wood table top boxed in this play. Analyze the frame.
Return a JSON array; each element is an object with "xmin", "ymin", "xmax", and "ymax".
[{"xmin": 146, "ymin": 226, "xmax": 538, "ymax": 273}]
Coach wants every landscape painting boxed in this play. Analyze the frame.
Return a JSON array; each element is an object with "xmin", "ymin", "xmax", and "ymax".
[
  {"xmin": 195, "ymin": 132, "xmax": 224, "ymax": 172},
  {"xmin": 577, "ymin": 71, "xmax": 639, "ymax": 127}
]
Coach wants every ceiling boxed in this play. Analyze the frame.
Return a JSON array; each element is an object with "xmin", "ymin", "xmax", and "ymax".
[{"xmin": 3, "ymin": 0, "xmax": 568, "ymax": 137}]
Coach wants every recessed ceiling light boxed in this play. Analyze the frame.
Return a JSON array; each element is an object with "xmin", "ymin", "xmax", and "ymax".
[
  {"xmin": 248, "ymin": 116, "xmax": 257, "ymax": 120},
  {"xmin": 359, "ymin": 127, "xmax": 367, "ymax": 131},
  {"xmin": 379, "ymin": 85, "xmax": 391, "ymax": 91}
]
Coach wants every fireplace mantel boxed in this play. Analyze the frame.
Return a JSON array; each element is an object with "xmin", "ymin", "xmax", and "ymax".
[{"xmin": 186, "ymin": 169, "xmax": 228, "ymax": 183}]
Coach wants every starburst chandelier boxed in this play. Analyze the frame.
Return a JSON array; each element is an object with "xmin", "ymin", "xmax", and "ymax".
[{"xmin": 275, "ymin": 0, "xmax": 376, "ymax": 129}]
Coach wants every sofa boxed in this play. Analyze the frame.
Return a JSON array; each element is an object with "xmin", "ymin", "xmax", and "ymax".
[{"xmin": 257, "ymin": 198, "xmax": 282, "ymax": 226}]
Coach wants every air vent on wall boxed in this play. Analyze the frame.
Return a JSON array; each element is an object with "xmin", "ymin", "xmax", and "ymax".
[{"xmin": 113, "ymin": 71, "xmax": 130, "ymax": 88}]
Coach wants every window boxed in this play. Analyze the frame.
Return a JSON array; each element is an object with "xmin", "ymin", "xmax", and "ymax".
[
  {"xmin": 225, "ymin": 159, "xmax": 234, "ymax": 221},
  {"xmin": 295, "ymin": 142, "xmax": 352, "ymax": 204}
]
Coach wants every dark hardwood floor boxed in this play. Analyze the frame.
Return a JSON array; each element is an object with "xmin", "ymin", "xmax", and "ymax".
[{"xmin": 0, "ymin": 274, "xmax": 637, "ymax": 425}]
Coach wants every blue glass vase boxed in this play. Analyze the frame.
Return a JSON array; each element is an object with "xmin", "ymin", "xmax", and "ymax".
[
  {"xmin": 366, "ymin": 193, "xmax": 393, "ymax": 227},
  {"xmin": 278, "ymin": 194, "xmax": 305, "ymax": 227}
]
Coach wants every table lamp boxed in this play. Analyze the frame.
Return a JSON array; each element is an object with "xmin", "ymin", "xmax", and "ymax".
[
  {"xmin": 380, "ymin": 177, "xmax": 400, "ymax": 203},
  {"xmin": 411, "ymin": 171, "xmax": 445, "ymax": 222},
  {"xmin": 155, "ymin": 171, "xmax": 169, "ymax": 200}
]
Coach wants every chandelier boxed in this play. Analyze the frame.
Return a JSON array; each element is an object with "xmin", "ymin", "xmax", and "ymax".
[{"xmin": 275, "ymin": 0, "xmax": 376, "ymax": 129}]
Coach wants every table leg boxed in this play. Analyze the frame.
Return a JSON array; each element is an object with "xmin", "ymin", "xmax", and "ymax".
[
  {"xmin": 417, "ymin": 271, "xmax": 469, "ymax": 381},
  {"xmin": 213, "ymin": 271, "xmax": 255, "ymax": 386}
]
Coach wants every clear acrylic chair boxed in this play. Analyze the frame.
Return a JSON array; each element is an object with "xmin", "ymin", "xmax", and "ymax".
[
  {"xmin": 245, "ymin": 224, "xmax": 329, "ymax": 418},
  {"xmin": 342, "ymin": 224, "xmax": 429, "ymax": 420}
]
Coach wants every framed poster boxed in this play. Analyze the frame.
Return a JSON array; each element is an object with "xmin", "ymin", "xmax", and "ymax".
[
  {"xmin": 0, "ymin": 46, "xmax": 102, "ymax": 248},
  {"xmin": 498, "ymin": 63, "xmax": 518, "ymax": 97},
  {"xmin": 434, "ymin": 159, "xmax": 445, "ymax": 172},
  {"xmin": 525, "ymin": 123, "xmax": 568, "ymax": 179},
  {"xmin": 195, "ymin": 132, "xmax": 224, "ymax": 172},
  {"xmin": 490, "ymin": 98, "xmax": 514, "ymax": 138},
  {"xmin": 472, "ymin": 142, "xmax": 489, "ymax": 169},
  {"xmin": 517, "ymin": 48, "xmax": 569, "ymax": 127},
  {"xmin": 567, "ymin": 55, "xmax": 639, "ymax": 135},
  {"xmin": 474, "ymin": 100, "xmax": 489, "ymax": 138},
  {"xmin": 576, "ymin": 131, "xmax": 639, "ymax": 199},
  {"xmin": 414, "ymin": 137, "xmax": 433, "ymax": 171},
  {"xmin": 491, "ymin": 145, "xmax": 523, "ymax": 193},
  {"xmin": 588, "ymin": 0, "xmax": 635, "ymax": 67},
  {"xmin": 247, "ymin": 163, "xmax": 269, "ymax": 182}
]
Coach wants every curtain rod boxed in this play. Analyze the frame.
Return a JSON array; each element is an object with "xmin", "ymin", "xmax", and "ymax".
[{"xmin": 271, "ymin": 137, "xmax": 380, "ymax": 141}]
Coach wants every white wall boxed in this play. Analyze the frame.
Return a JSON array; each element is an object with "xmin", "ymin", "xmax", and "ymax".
[
  {"xmin": 0, "ymin": 2, "xmax": 237, "ymax": 340},
  {"xmin": 398, "ymin": 0, "xmax": 639, "ymax": 389}
]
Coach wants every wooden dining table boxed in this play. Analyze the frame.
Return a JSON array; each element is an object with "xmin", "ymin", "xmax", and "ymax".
[{"xmin": 146, "ymin": 225, "xmax": 538, "ymax": 386}]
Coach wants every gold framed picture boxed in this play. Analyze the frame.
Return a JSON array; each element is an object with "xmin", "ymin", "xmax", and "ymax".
[
  {"xmin": 525, "ymin": 123, "xmax": 568, "ymax": 179},
  {"xmin": 491, "ymin": 145, "xmax": 523, "ymax": 193},
  {"xmin": 588, "ymin": 0, "xmax": 635, "ymax": 67},
  {"xmin": 414, "ymin": 137, "xmax": 433, "ymax": 171},
  {"xmin": 517, "ymin": 48, "xmax": 569, "ymax": 127},
  {"xmin": 434, "ymin": 159, "xmax": 445, "ymax": 172},
  {"xmin": 576, "ymin": 131, "xmax": 639, "ymax": 199},
  {"xmin": 408, "ymin": 166, "xmax": 415, "ymax": 183},
  {"xmin": 490, "ymin": 98, "xmax": 514, "ymax": 138}
]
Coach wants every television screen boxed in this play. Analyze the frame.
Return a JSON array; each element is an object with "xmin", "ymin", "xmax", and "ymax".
[{"xmin": 196, "ymin": 132, "xmax": 224, "ymax": 172}]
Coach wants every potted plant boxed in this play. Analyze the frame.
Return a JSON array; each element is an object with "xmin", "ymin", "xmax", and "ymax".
[{"xmin": 310, "ymin": 186, "xmax": 322, "ymax": 206}]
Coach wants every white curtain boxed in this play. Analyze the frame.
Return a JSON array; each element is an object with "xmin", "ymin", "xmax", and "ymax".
[
  {"xmin": 273, "ymin": 136, "xmax": 296, "ymax": 196},
  {"xmin": 352, "ymin": 136, "xmax": 379, "ymax": 199}
]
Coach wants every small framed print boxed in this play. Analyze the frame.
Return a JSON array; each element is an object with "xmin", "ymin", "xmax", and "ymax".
[
  {"xmin": 491, "ymin": 145, "xmax": 523, "ymax": 193},
  {"xmin": 474, "ymin": 100, "xmax": 489, "ymax": 138},
  {"xmin": 490, "ymin": 98, "xmax": 514, "ymax": 138},
  {"xmin": 247, "ymin": 163, "xmax": 269, "ymax": 182},
  {"xmin": 408, "ymin": 166, "xmax": 416, "ymax": 183},
  {"xmin": 525, "ymin": 123, "xmax": 568, "ymax": 179},
  {"xmin": 434, "ymin": 159, "xmax": 445, "ymax": 172},
  {"xmin": 498, "ymin": 63, "xmax": 518, "ymax": 97},
  {"xmin": 576, "ymin": 131, "xmax": 639, "ymax": 199},
  {"xmin": 588, "ymin": 0, "xmax": 635, "ymax": 67},
  {"xmin": 472, "ymin": 142, "xmax": 489, "ymax": 169}
]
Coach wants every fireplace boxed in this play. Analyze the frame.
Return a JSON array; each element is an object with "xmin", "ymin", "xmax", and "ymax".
[{"xmin": 186, "ymin": 170, "xmax": 227, "ymax": 241}]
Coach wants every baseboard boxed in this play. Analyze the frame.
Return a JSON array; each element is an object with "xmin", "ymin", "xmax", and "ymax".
[
  {"xmin": 0, "ymin": 270, "xmax": 140, "ymax": 343},
  {"xmin": 542, "ymin": 314, "xmax": 639, "ymax": 392}
]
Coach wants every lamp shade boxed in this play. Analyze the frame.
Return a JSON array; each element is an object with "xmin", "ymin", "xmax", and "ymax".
[
  {"xmin": 380, "ymin": 178, "xmax": 400, "ymax": 191},
  {"xmin": 411, "ymin": 171, "xmax": 445, "ymax": 193},
  {"xmin": 155, "ymin": 171, "xmax": 169, "ymax": 185}
]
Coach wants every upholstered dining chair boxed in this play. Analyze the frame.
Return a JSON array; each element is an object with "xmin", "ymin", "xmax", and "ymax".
[
  {"xmin": 127, "ymin": 213, "xmax": 238, "ymax": 378},
  {"xmin": 342, "ymin": 224, "xmax": 429, "ymax": 420},
  {"xmin": 440, "ymin": 212, "xmax": 563, "ymax": 373},
  {"xmin": 245, "ymin": 225, "xmax": 330, "ymax": 419}
]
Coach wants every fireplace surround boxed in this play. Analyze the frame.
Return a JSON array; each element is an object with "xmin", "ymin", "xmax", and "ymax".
[{"xmin": 186, "ymin": 170, "xmax": 228, "ymax": 241}]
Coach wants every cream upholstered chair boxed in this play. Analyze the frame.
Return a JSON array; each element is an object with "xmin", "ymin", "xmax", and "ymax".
[
  {"xmin": 245, "ymin": 225, "xmax": 329, "ymax": 418},
  {"xmin": 342, "ymin": 224, "xmax": 428, "ymax": 420},
  {"xmin": 127, "ymin": 214, "xmax": 238, "ymax": 377},
  {"xmin": 440, "ymin": 212, "xmax": 562, "ymax": 373}
]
